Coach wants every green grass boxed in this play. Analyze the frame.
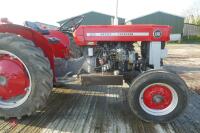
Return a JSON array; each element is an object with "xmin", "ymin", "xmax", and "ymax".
[{"xmin": 182, "ymin": 35, "xmax": 200, "ymax": 44}]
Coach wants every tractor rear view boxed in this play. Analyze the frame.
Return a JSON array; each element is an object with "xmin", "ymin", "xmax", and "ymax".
[{"xmin": 0, "ymin": 16, "xmax": 188, "ymax": 123}]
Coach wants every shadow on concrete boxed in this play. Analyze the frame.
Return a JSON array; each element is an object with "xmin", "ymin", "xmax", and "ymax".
[{"xmin": 0, "ymin": 84, "xmax": 199, "ymax": 133}]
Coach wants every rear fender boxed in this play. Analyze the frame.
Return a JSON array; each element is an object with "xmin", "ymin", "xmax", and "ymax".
[{"xmin": 0, "ymin": 24, "xmax": 55, "ymax": 78}]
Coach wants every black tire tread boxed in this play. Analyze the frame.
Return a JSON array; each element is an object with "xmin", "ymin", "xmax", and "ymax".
[
  {"xmin": 128, "ymin": 70, "xmax": 188, "ymax": 123},
  {"xmin": 0, "ymin": 33, "xmax": 53, "ymax": 119}
]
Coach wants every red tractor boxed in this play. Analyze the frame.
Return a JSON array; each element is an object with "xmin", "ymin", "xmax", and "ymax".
[{"xmin": 0, "ymin": 16, "xmax": 188, "ymax": 123}]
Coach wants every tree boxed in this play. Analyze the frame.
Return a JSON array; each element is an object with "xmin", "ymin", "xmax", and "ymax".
[{"xmin": 184, "ymin": 1, "xmax": 200, "ymax": 25}]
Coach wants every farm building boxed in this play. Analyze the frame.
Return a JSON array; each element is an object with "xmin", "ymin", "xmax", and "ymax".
[
  {"xmin": 127, "ymin": 11, "xmax": 185, "ymax": 41},
  {"xmin": 58, "ymin": 11, "xmax": 125, "ymax": 26}
]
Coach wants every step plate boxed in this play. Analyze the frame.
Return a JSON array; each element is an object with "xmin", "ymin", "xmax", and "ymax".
[{"xmin": 81, "ymin": 74, "xmax": 123, "ymax": 85}]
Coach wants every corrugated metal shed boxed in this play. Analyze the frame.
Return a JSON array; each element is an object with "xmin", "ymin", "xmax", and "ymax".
[
  {"xmin": 127, "ymin": 11, "xmax": 184, "ymax": 34},
  {"xmin": 58, "ymin": 11, "xmax": 125, "ymax": 25},
  {"xmin": 183, "ymin": 23, "xmax": 200, "ymax": 36}
]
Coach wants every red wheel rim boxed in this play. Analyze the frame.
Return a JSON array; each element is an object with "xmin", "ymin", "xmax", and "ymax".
[
  {"xmin": 139, "ymin": 83, "xmax": 178, "ymax": 116},
  {"xmin": 0, "ymin": 50, "xmax": 31, "ymax": 108},
  {"xmin": 143, "ymin": 84, "xmax": 172, "ymax": 110}
]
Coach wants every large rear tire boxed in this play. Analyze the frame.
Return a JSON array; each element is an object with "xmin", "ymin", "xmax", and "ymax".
[
  {"xmin": 128, "ymin": 70, "xmax": 188, "ymax": 123},
  {"xmin": 0, "ymin": 33, "xmax": 53, "ymax": 119}
]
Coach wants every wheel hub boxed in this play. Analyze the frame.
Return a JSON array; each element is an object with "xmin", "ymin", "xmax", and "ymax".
[
  {"xmin": 143, "ymin": 84, "xmax": 172, "ymax": 109},
  {"xmin": 139, "ymin": 83, "xmax": 178, "ymax": 116},
  {"xmin": 0, "ymin": 50, "xmax": 31, "ymax": 108},
  {"xmin": 152, "ymin": 94, "xmax": 164, "ymax": 104},
  {"xmin": 0, "ymin": 54, "xmax": 30, "ymax": 100}
]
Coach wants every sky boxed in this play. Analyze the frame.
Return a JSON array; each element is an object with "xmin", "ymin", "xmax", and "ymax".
[{"xmin": 0, "ymin": 0, "xmax": 198, "ymax": 26}]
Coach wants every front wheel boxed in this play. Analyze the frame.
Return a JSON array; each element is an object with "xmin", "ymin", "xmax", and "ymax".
[{"xmin": 128, "ymin": 70, "xmax": 188, "ymax": 123}]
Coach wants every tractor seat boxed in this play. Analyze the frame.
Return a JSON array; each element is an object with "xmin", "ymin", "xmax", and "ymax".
[{"xmin": 24, "ymin": 21, "xmax": 50, "ymax": 35}]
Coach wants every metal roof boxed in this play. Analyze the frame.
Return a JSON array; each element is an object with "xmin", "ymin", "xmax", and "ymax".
[
  {"xmin": 127, "ymin": 11, "xmax": 185, "ymax": 34},
  {"xmin": 57, "ymin": 11, "xmax": 125, "ymax": 25},
  {"xmin": 127, "ymin": 11, "xmax": 184, "ymax": 23}
]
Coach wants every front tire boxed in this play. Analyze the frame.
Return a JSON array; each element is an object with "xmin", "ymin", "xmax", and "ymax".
[
  {"xmin": 128, "ymin": 70, "xmax": 188, "ymax": 123},
  {"xmin": 0, "ymin": 33, "xmax": 53, "ymax": 119}
]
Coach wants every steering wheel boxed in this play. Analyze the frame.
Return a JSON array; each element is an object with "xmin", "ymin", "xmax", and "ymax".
[{"xmin": 59, "ymin": 15, "xmax": 84, "ymax": 33}]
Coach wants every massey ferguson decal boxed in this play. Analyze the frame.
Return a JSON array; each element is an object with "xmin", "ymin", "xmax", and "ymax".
[
  {"xmin": 86, "ymin": 32, "xmax": 149, "ymax": 37},
  {"xmin": 153, "ymin": 30, "xmax": 162, "ymax": 38}
]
